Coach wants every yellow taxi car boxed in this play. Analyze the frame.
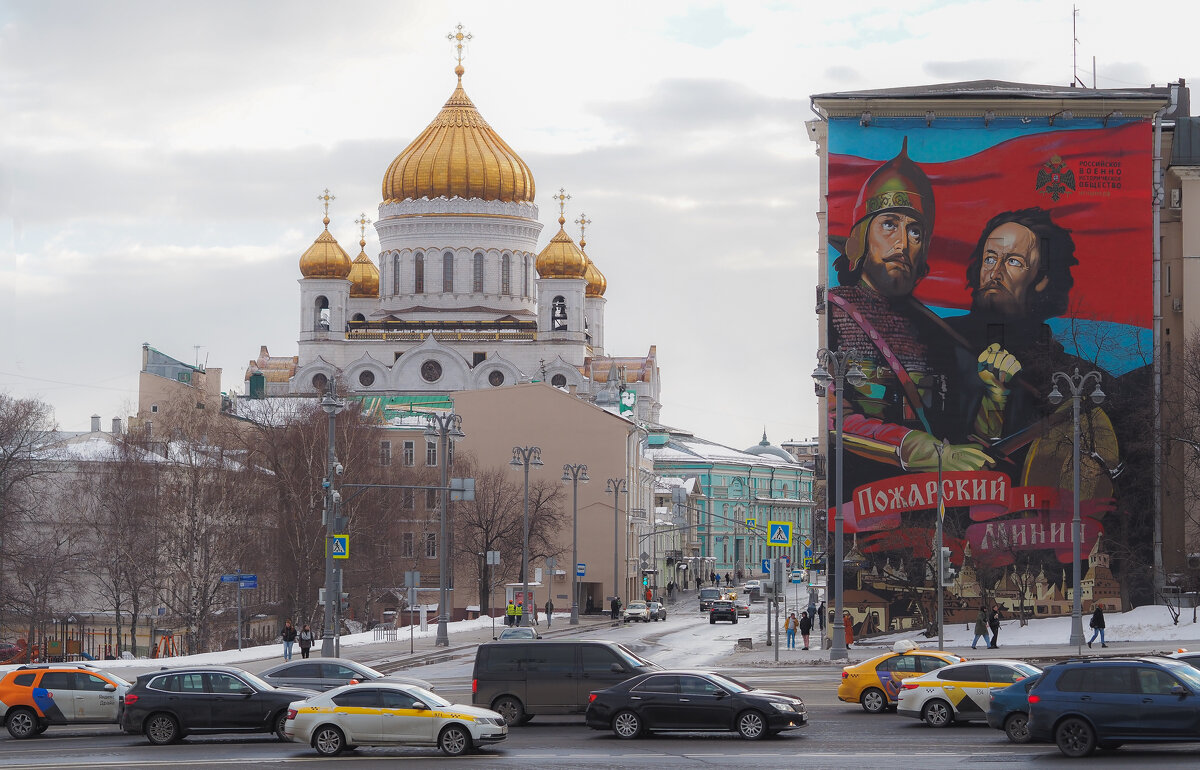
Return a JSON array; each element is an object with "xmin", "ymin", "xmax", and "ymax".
[
  {"xmin": 837, "ymin": 641, "xmax": 965, "ymax": 713},
  {"xmin": 284, "ymin": 681, "xmax": 506, "ymax": 756},
  {"xmin": 896, "ymin": 659, "xmax": 1041, "ymax": 727}
]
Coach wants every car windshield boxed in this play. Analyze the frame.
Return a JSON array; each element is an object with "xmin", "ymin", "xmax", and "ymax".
[
  {"xmin": 1014, "ymin": 663, "xmax": 1042, "ymax": 678},
  {"xmin": 613, "ymin": 643, "xmax": 660, "ymax": 670},
  {"xmin": 405, "ymin": 685, "xmax": 450, "ymax": 708},
  {"xmin": 355, "ymin": 663, "xmax": 384, "ymax": 678},
  {"xmin": 627, "ymin": 603, "xmax": 646, "ymax": 610},
  {"xmin": 1162, "ymin": 660, "xmax": 1200, "ymax": 690},
  {"xmin": 236, "ymin": 671, "xmax": 276, "ymax": 691},
  {"xmin": 708, "ymin": 673, "xmax": 752, "ymax": 693}
]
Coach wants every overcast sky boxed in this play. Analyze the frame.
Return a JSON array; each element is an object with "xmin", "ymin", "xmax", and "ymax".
[{"xmin": 3, "ymin": 0, "xmax": 1197, "ymax": 450}]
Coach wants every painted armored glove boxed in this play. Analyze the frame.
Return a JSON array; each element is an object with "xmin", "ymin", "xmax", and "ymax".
[
  {"xmin": 974, "ymin": 342, "xmax": 1022, "ymax": 439},
  {"xmin": 900, "ymin": 430, "xmax": 994, "ymax": 472}
]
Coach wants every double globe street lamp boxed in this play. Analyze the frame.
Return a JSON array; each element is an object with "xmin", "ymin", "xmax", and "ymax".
[
  {"xmin": 1048, "ymin": 368, "xmax": 1105, "ymax": 647},
  {"xmin": 812, "ymin": 348, "xmax": 866, "ymax": 661},
  {"xmin": 425, "ymin": 413, "xmax": 464, "ymax": 647},
  {"xmin": 562, "ymin": 464, "xmax": 590, "ymax": 625},
  {"xmin": 510, "ymin": 446, "xmax": 543, "ymax": 626}
]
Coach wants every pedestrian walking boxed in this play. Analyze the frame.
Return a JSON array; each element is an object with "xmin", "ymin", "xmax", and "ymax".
[
  {"xmin": 545, "ymin": 599, "xmax": 554, "ymax": 628},
  {"xmin": 971, "ymin": 606, "xmax": 991, "ymax": 649},
  {"xmin": 610, "ymin": 596, "xmax": 621, "ymax": 620},
  {"xmin": 532, "ymin": 602, "xmax": 540, "ymax": 627},
  {"xmin": 281, "ymin": 619, "xmax": 297, "ymax": 661},
  {"xmin": 505, "ymin": 600, "xmax": 516, "ymax": 626},
  {"xmin": 843, "ymin": 611, "xmax": 855, "ymax": 648},
  {"xmin": 817, "ymin": 601, "xmax": 826, "ymax": 632},
  {"xmin": 785, "ymin": 612, "xmax": 799, "ymax": 649},
  {"xmin": 1088, "ymin": 603, "xmax": 1107, "ymax": 648},
  {"xmin": 799, "ymin": 610, "xmax": 813, "ymax": 650},
  {"xmin": 515, "ymin": 600, "xmax": 525, "ymax": 626},
  {"xmin": 725, "ymin": 573, "xmax": 732, "ymax": 587},
  {"xmin": 807, "ymin": 600, "xmax": 817, "ymax": 622},
  {"xmin": 298, "ymin": 624, "xmax": 315, "ymax": 659},
  {"xmin": 988, "ymin": 604, "xmax": 1001, "ymax": 648}
]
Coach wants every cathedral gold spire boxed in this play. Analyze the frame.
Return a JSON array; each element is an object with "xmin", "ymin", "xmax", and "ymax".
[
  {"xmin": 348, "ymin": 212, "xmax": 379, "ymax": 298},
  {"xmin": 552, "ymin": 187, "xmax": 572, "ymax": 226},
  {"xmin": 536, "ymin": 188, "xmax": 587, "ymax": 280},
  {"xmin": 448, "ymin": 23, "xmax": 472, "ymax": 80},
  {"xmin": 575, "ymin": 212, "xmax": 592, "ymax": 251},
  {"xmin": 300, "ymin": 188, "xmax": 352, "ymax": 279}
]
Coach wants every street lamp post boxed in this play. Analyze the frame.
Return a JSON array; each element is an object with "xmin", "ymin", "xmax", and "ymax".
[
  {"xmin": 319, "ymin": 381, "xmax": 344, "ymax": 658},
  {"xmin": 562, "ymin": 464, "xmax": 590, "ymax": 625},
  {"xmin": 1049, "ymin": 367, "xmax": 1105, "ymax": 647},
  {"xmin": 933, "ymin": 438, "xmax": 949, "ymax": 652},
  {"xmin": 607, "ymin": 478, "xmax": 627, "ymax": 615},
  {"xmin": 425, "ymin": 413, "xmax": 464, "ymax": 647},
  {"xmin": 812, "ymin": 348, "xmax": 866, "ymax": 661},
  {"xmin": 510, "ymin": 447, "xmax": 543, "ymax": 626}
]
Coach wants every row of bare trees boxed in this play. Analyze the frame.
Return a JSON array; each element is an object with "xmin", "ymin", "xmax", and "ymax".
[{"xmin": 0, "ymin": 388, "xmax": 566, "ymax": 655}]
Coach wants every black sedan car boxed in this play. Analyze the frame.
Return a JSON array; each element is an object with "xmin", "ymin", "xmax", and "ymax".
[
  {"xmin": 585, "ymin": 670, "xmax": 806, "ymax": 740},
  {"xmin": 258, "ymin": 658, "xmax": 433, "ymax": 692},
  {"xmin": 120, "ymin": 665, "xmax": 317, "ymax": 744}
]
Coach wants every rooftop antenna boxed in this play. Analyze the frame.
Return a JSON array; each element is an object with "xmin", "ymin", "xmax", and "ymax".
[
  {"xmin": 193, "ymin": 345, "xmax": 203, "ymax": 368},
  {"xmin": 1071, "ymin": 6, "xmax": 1087, "ymax": 88}
]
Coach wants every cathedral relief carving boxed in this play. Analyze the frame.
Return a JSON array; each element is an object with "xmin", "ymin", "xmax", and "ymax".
[{"xmin": 420, "ymin": 360, "xmax": 443, "ymax": 383}]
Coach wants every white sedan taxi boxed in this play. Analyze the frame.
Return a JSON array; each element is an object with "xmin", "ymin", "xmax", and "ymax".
[
  {"xmin": 285, "ymin": 682, "xmax": 506, "ymax": 756},
  {"xmin": 896, "ymin": 659, "xmax": 1041, "ymax": 727}
]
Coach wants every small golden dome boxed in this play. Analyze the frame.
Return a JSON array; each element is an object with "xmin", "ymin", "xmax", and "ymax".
[
  {"xmin": 584, "ymin": 255, "xmax": 607, "ymax": 297},
  {"xmin": 348, "ymin": 238, "xmax": 380, "ymax": 297},
  {"xmin": 299, "ymin": 216, "xmax": 353, "ymax": 279},
  {"xmin": 536, "ymin": 217, "xmax": 588, "ymax": 279},
  {"xmin": 382, "ymin": 71, "xmax": 535, "ymax": 204}
]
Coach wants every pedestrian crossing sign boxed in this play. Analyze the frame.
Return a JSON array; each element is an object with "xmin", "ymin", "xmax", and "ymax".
[
  {"xmin": 767, "ymin": 521, "xmax": 792, "ymax": 546},
  {"xmin": 746, "ymin": 517, "xmax": 756, "ymax": 528},
  {"xmin": 330, "ymin": 534, "xmax": 349, "ymax": 560}
]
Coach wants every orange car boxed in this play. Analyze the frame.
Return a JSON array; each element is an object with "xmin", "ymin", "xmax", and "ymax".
[
  {"xmin": 1, "ymin": 664, "xmax": 131, "ymax": 739},
  {"xmin": 837, "ymin": 642, "xmax": 965, "ymax": 714}
]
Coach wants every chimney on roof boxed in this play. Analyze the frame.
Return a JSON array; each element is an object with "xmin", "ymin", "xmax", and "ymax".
[
  {"xmin": 111, "ymin": 417, "xmax": 122, "ymax": 435},
  {"xmin": 90, "ymin": 415, "xmax": 101, "ymax": 432}
]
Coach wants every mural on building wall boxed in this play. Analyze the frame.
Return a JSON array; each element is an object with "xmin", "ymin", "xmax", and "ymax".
[{"xmin": 824, "ymin": 116, "xmax": 1153, "ymax": 631}]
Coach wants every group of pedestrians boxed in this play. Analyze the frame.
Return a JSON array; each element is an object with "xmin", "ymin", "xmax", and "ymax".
[
  {"xmin": 972, "ymin": 605, "xmax": 1003, "ymax": 649},
  {"xmin": 784, "ymin": 611, "xmax": 814, "ymax": 650},
  {"xmin": 280, "ymin": 619, "xmax": 315, "ymax": 660}
]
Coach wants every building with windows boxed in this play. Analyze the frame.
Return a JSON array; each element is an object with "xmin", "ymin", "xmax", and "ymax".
[{"xmin": 245, "ymin": 47, "xmax": 660, "ymax": 423}]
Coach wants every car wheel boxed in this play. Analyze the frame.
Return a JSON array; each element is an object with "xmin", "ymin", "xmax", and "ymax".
[
  {"xmin": 1004, "ymin": 712, "xmax": 1031, "ymax": 744},
  {"xmin": 274, "ymin": 710, "xmax": 290, "ymax": 741},
  {"xmin": 733, "ymin": 616, "xmax": 738, "ymax": 624},
  {"xmin": 313, "ymin": 724, "xmax": 345, "ymax": 756},
  {"xmin": 710, "ymin": 617, "xmax": 716, "ymax": 624},
  {"xmin": 33, "ymin": 723, "xmax": 48, "ymax": 736},
  {"xmin": 144, "ymin": 713, "xmax": 181, "ymax": 745},
  {"xmin": 612, "ymin": 709, "xmax": 643, "ymax": 739},
  {"xmin": 6, "ymin": 707, "xmax": 38, "ymax": 739},
  {"xmin": 492, "ymin": 695, "xmax": 525, "ymax": 726},
  {"xmin": 736, "ymin": 709, "xmax": 767, "ymax": 740},
  {"xmin": 860, "ymin": 688, "xmax": 887, "ymax": 714},
  {"xmin": 921, "ymin": 699, "xmax": 953, "ymax": 728},
  {"xmin": 1055, "ymin": 717, "xmax": 1097, "ymax": 758},
  {"xmin": 439, "ymin": 724, "xmax": 471, "ymax": 757}
]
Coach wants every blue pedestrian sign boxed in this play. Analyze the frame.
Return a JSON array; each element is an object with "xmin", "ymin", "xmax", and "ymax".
[
  {"xmin": 577, "ymin": 563, "xmax": 586, "ymax": 577},
  {"xmin": 328, "ymin": 534, "xmax": 349, "ymax": 560},
  {"xmin": 767, "ymin": 521, "xmax": 793, "ymax": 547},
  {"xmin": 761, "ymin": 559, "xmax": 771, "ymax": 574}
]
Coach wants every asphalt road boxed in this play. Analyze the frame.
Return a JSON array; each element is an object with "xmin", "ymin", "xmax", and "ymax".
[{"xmin": 7, "ymin": 608, "xmax": 1200, "ymax": 768}]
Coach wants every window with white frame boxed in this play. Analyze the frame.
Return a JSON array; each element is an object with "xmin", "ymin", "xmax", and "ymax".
[
  {"xmin": 403, "ymin": 441, "xmax": 415, "ymax": 466},
  {"xmin": 425, "ymin": 533, "xmax": 437, "ymax": 559},
  {"xmin": 426, "ymin": 440, "xmax": 437, "ymax": 467},
  {"xmin": 401, "ymin": 532, "xmax": 414, "ymax": 558}
]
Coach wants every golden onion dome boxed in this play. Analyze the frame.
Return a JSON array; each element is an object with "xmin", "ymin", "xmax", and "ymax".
[
  {"xmin": 348, "ymin": 236, "xmax": 380, "ymax": 297},
  {"xmin": 382, "ymin": 66, "xmax": 535, "ymax": 204},
  {"xmin": 299, "ymin": 216, "xmax": 353, "ymax": 279},
  {"xmin": 536, "ymin": 216, "xmax": 588, "ymax": 279},
  {"xmin": 584, "ymin": 253, "xmax": 607, "ymax": 297}
]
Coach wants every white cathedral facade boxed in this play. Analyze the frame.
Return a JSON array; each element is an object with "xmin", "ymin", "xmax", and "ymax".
[{"xmin": 246, "ymin": 57, "xmax": 661, "ymax": 421}]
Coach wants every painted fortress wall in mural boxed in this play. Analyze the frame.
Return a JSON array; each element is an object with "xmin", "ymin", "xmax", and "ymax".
[{"xmin": 824, "ymin": 116, "xmax": 1152, "ymax": 631}]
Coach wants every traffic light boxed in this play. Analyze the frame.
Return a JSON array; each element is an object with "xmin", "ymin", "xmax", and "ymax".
[
  {"xmin": 939, "ymin": 547, "xmax": 956, "ymax": 586},
  {"xmin": 642, "ymin": 575, "xmax": 649, "ymax": 587}
]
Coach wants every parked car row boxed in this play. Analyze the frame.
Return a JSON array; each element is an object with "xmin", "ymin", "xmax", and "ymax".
[{"xmin": 837, "ymin": 639, "xmax": 1200, "ymax": 759}]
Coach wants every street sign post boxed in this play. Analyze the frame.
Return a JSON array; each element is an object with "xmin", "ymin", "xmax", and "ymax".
[
  {"xmin": 577, "ymin": 562, "xmax": 586, "ymax": 577},
  {"xmin": 767, "ymin": 521, "xmax": 793, "ymax": 547},
  {"xmin": 761, "ymin": 558, "xmax": 772, "ymax": 574},
  {"xmin": 330, "ymin": 534, "xmax": 349, "ymax": 560}
]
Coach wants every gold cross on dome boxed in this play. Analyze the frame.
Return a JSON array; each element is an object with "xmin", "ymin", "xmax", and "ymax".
[
  {"xmin": 447, "ymin": 24, "xmax": 472, "ymax": 66},
  {"xmin": 355, "ymin": 213, "xmax": 371, "ymax": 247},
  {"xmin": 575, "ymin": 212, "xmax": 592, "ymax": 245},
  {"xmin": 552, "ymin": 187, "xmax": 572, "ymax": 220},
  {"xmin": 317, "ymin": 188, "xmax": 336, "ymax": 218}
]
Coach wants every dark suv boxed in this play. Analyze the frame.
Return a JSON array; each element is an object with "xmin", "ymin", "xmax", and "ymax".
[
  {"xmin": 1027, "ymin": 656, "xmax": 1200, "ymax": 757},
  {"xmin": 709, "ymin": 600, "xmax": 738, "ymax": 624},
  {"xmin": 120, "ymin": 665, "xmax": 317, "ymax": 744}
]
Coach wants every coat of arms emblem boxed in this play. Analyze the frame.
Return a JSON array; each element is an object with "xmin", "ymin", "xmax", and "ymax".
[{"xmin": 1036, "ymin": 155, "xmax": 1076, "ymax": 201}]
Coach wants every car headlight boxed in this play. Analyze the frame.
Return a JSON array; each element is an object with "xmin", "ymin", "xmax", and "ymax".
[{"xmin": 770, "ymin": 702, "xmax": 795, "ymax": 712}]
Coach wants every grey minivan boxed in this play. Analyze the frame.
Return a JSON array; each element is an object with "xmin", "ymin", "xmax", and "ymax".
[{"xmin": 472, "ymin": 640, "xmax": 661, "ymax": 725}]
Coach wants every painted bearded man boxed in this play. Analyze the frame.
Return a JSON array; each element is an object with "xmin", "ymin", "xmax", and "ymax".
[{"xmin": 827, "ymin": 139, "xmax": 1020, "ymax": 489}]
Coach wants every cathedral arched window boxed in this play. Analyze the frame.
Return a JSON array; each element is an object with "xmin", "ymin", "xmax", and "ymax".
[
  {"xmin": 552, "ymin": 295, "xmax": 567, "ymax": 331},
  {"xmin": 473, "ymin": 252, "xmax": 484, "ymax": 293},
  {"xmin": 414, "ymin": 252, "xmax": 424, "ymax": 294},
  {"xmin": 314, "ymin": 295, "xmax": 330, "ymax": 331},
  {"xmin": 442, "ymin": 251, "xmax": 454, "ymax": 293},
  {"xmin": 501, "ymin": 254, "xmax": 511, "ymax": 295},
  {"xmin": 523, "ymin": 255, "xmax": 530, "ymax": 297},
  {"xmin": 392, "ymin": 253, "xmax": 400, "ymax": 296}
]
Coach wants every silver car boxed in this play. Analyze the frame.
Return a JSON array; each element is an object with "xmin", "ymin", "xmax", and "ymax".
[{"xmin": 258, "ymin": 658, "xmax": 432, "ymax": 692}]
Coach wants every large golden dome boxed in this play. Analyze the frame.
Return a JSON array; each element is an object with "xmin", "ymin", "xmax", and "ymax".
[
  {"xmin": 584, "ymin": 255, "xmax": 607, "ymax": 297},
  {"xmin": 382, "ymin": 69, "xmax": 535, "ymax": 204},
  {"xmin": 536, "ymin": 217, "xmax": 588, "ymax": 279},
  {"xmin": 299, "ymin": 216, "xmax": 353, "ymax": 279},
  {"xmin": 348, "ymin": 237, "xmax": 380, "ymax": 297}
]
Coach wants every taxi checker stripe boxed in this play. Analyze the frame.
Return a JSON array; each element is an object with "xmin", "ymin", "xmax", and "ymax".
[{"xmin": 313, "ymin": 705, "xmax": 479, "ymax": 721}]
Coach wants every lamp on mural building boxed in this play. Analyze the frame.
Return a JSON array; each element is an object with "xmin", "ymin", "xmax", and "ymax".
[
  {"xmin": 1048, "ymin": 367, "xmax": 1105, "ymax": 647},
  {"xmin": 812, "ymin": 348, "xmax": 866, "ymax": 662},
  {"xmin": 510, "ymin": 446, "xmax": 543, "ymax": 627},
  {"xmin": 562, "ymin": 463, "xmax": 590, "ymax": 625},
  {"xmin": 606, "ymin": 478, "xmax": 628, "ymax": 616}
]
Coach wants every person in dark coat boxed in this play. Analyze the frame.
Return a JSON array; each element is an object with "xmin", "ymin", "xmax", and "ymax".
[
  {"xmin": 988, "ymin": 604, "xmax": 1001, "ymax": 648},
  {"xmin": 972, "ymin": 607, "xmax": 991, "ymax": 649},
  {"xmin": 610, "ymin": 596, "xmax": 622, "ymax": 620},
  {"xmin": 1088, "ymin": 603, "xmax": 1107, "ymax": 648},
  {"xmin": 817, "ymin": 601, "xmax": 826, "ymax": 632},
  {"xmin": 799, "ymin": 611, "xmax": 813, "ymax": 650},
  {"xmin": 281, "ymin": 619, "xmax": 297, "ymax": 661},
  {"xmin": 297, "ymin": 624, "xmax": 315, "ymax": 659}
]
